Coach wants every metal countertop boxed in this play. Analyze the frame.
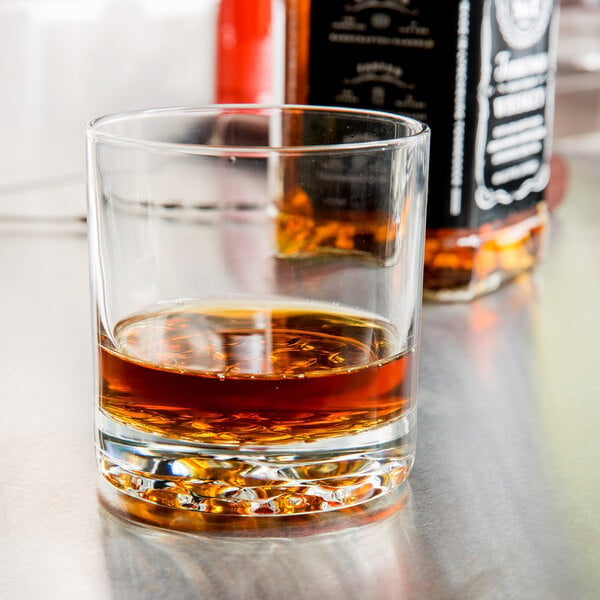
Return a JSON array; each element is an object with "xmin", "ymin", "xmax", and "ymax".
[{"xmin": 0, "ymin": 152, "xmax": 598, "ymax": 599}]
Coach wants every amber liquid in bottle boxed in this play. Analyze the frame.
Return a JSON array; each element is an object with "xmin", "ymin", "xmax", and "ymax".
[
  {"xmin": 423, "ymin": 203, "xmax": 549, "ymax": 301},
  {"xmin": 99, "ymin": 300, "xmax": 413, "ymax": 447}
]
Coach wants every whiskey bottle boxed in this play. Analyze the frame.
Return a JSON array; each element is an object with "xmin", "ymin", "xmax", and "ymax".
[{"xmin": 285, "ymin": 0, "xmax": 559, "ymax": 300}]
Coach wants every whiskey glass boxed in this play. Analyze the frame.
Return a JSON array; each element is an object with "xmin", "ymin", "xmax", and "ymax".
[{"xmin": 86, "ymin": 105, "xmax": 429, "ymax": 516}]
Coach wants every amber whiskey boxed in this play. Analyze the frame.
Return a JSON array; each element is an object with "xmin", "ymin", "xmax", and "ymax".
[
  {"xmin": 276, "ymin": 184, "xmax": 398, "ymax": 261},
  {"xmin": 423, "ymin": 203, "xmax": 549, "ymax": 300},
  {"xmin": 99, "ymin": 300, "xmax": 413, "ymax": 446},
  {"xmin": 285, "ymin": 0, "xmax": 558, "ymax": 300}
]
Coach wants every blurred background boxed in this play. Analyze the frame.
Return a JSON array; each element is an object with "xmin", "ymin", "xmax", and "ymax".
[
  {"xmin": 0, "ymin": 0, "xmax": 222, "ymax": 226},
  {"xmin": 555, "ymin": 1, "xmax": 600, "ymax": 155},
  {"xmin": 0, "ymin": 0, "xmax": 597, "ymax": 227}
]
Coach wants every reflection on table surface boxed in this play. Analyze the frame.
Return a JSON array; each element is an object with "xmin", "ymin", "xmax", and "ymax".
[{"xmin": 100, "ymin": 483, "xmax": 423, "ymax": 600}]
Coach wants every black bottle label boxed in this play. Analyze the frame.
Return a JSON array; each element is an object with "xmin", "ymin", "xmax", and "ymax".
[
  {"xmin": 294, "ymin": 111, "xmax": 393, "ymax": 216},
  {"xmin": 306, "ymin": 0, "xmax": 557, "ymax": 229}
]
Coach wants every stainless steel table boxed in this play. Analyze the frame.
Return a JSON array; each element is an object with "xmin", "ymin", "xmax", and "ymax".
[{"xmin": 0, "ymin": 151, "xmax": 598, "ymax": 600}]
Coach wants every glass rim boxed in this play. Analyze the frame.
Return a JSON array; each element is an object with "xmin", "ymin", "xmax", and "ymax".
[{"xmin": 86, "ymin": 104, "xmax": 430, "ymax": 155}]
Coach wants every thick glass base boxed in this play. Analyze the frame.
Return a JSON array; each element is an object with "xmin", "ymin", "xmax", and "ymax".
[
  {"xmin": 97, "ymin": 413, "xmax": 415, "ymax": 517},
  {"xmin": 423, "ymin": 203, "xmax": 549, "ymax": 302},
  {"xmin": 99, "ymin": 476, "xmax": 411, "ymax": 535}
]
